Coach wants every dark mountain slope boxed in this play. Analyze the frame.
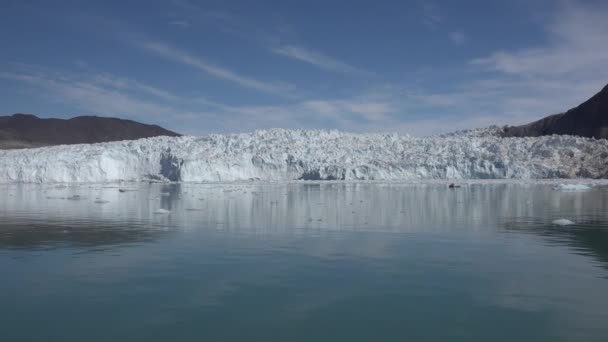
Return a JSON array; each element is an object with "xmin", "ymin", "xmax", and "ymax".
[
  {"xmin": 502, "ymin": 83, "xmax": 608, "ymax": 139},
  {"xmin": 0, "ymin": 114, "xmax": 180, "ymax": 149}
]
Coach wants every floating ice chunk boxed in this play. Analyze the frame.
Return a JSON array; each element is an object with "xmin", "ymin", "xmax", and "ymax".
[
  {"xmin": 94, "ymin": 200, "xmax": 109, "ymax": 204},
  {"xmin": 552, "ymin": 219, "xmax": 574, "ymax": 226},
  {"xmin": 155, "ymin": 208, "xmax": 171, "ymax": 214},
  {"xmin": 554, "ymin": 184, "xmax": 591, "ymax": 191}
]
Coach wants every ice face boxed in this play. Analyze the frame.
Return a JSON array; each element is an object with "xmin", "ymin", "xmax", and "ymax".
[{"xmin": 1, "ymin": 128, "xmax": 607, "ymax": 183}]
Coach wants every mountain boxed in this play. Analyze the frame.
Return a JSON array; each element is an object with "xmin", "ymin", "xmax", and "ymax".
[
  {"xmin": 502, "ymin": 83, "xmax": 608, "ymax": 139},
  {"xmin": 0, "ymin": 114, "xmax": 180, "ymax": 149}
]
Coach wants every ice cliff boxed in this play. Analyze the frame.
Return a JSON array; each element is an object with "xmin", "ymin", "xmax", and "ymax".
[{"xmin": 1, "ymin": 128, "xmax": 607, "ymax": 183}]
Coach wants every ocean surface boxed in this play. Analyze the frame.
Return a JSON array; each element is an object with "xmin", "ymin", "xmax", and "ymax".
[{"xmin": 1, "ymin": 181, "xmax": 608, "ymax": 341}]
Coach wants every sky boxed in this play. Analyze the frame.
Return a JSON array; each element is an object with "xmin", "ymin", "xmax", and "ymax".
[{"xmin": 1, "ymin": 0, "xmax": 607, "ymax": 136}]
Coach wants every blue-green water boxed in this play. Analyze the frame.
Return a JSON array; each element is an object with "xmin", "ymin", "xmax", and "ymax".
[{"xmin": 1, "ymin": 182, "xmax": 608, "ymax": 341}]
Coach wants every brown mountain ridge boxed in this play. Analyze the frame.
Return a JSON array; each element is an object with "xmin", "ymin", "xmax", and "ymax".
[
  {"xmin": 502, "ymin": 83, "xmax": 608, "ymax": 139},
  {"xmin": 0, "ymin": 114, "xmax": 180, "ymax": 149}
]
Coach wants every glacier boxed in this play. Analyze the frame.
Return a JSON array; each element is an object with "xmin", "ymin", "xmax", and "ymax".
[{"xmin": 0, "ymin": 128, "xmax": 607, "ymax": 183}]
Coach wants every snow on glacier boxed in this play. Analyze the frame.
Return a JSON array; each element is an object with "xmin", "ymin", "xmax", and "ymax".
[{"xmin": 1, "ymin": 128, "xmax": 607, "ymax": 183}]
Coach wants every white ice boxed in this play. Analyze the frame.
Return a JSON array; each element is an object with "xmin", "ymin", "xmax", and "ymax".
[
  {"xmin": 552, "ymin": 219, "xmax": 575, "ymax": 226},
  {"xmin": 554, "ymin": 184, "xmax": 592, "ymax": 191},
  {"xmin": 1, "ymin": 128, "xmax": 607, "ymax": 183}
]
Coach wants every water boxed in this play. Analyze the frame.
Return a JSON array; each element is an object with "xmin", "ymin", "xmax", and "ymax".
[{"xmin": 1, "ymin": 181, "xmax": 608, "ymax": 341}]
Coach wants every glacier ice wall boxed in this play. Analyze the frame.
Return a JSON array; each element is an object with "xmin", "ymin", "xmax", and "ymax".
[{"xmin": 1, "ymin": 128, "xmax": 607, "ymax": 183}]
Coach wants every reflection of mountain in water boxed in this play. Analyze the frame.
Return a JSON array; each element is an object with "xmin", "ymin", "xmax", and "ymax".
[
  {"xmin": 0, "ymin": 220, "xmax": 169, "ymax": 250},
  {"xmin": 566, "ymin": 225, "xmax": 608, "ymax": 271},
  {"xmin": 500, "ymin": 187, "xmax": 608, "ymax": 271}
]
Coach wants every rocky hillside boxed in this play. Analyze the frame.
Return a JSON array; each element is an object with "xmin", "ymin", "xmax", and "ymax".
[
  {"xmin": 0, "ymin": 114, "xmax": 180, "ymax": 149},
  {"xmin": 502, "ymin": 83, "xmax": 608, "ymax": 139}
]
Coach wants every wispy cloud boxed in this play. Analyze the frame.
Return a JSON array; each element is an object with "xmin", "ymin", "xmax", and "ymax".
[
  {"xmin": 420, "ymin": 2, "xmax": 442, "ymax": 29},
  {"xmin": 471, "ymin": 2, "xmax": 608, "ymax": 79},
  {"xmin": 171, "ymin": 1, "xmax": 370, "ymax": 78},
  {"xmin": 168, "ymin": 20, "xmax": 190, "ymax": 28},
  {"xmin": 3, "ymin": 64, "xmax": 584, "ymax": 137},
  {"xmin": 89, "ymin": 73, "xmax": 181, "ymax": 102},
  {"xmin": 74, "ymin": 60, "xmax": 88, "ymax": 69},
  {"xmin": 0, "ymin": 66, "xmax": 399, "ymax": 135},
  {"xmin": 272, "ymin": 45, "xmax": 373, "ymax": 76},
  {"xmin": 171, "ymin": 0, "xmax": 271, "ymax": 42},
  {"xmin": 0, "ymin": 66, "xmax": 225, "ymax": 133},
  {"xmin": 463, "ymin": 1, "xmax": 608, "ymax": 122},
  {"xmin": 172, "ymin": 0, "xmax": 373, "ymax": 80},
  {"xmin": 138, "ymin": 41, "xmax": 295, "ymax": 97},
  {"xmin": 448, "ymin": 31, "xmax": 466, "ymax": 45},
  {"xmin": 5, "ymin": 1, "xmax": 607, "ymax": 137},
  {"xmin": 420, "ymin": 3, "xmax": 468, "ymax": 48},
  {"xmin": 4, "ymin": 64, "xmax": 572, "ymax": 137}
]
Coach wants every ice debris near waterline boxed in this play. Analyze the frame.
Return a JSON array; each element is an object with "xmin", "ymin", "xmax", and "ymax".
[
  {"xmin": 1, "ymin": 128, "xmax": 607, "ymax": 183},
  {"xmin": 552, "ymin": 219, "xmax": 575, "ymax": 226},
  {"xmin": 553, "ymin": 184, "xmax": 592, "ymax": 191}
]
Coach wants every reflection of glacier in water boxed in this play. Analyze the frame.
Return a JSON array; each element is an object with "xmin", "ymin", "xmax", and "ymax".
[
  {"xmin": 1, "ymin": 180, "xmax": 608, "ymax": 238},
  {"xmin": 1, "ymin": 129, "xmax": 608, "ymax": 183},
  {"xmin": 1, "ymin": 181, "xmax": 608, "ymax": 341}
]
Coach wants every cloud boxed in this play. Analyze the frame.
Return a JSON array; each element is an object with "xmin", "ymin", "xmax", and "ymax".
[
  {"xmin": 74, "ymin": 60, "xmax": 88, "ymax": 69},
  {"xmin": 420, "ymin": 2, "xmax": 442, "ymax": 29},
  {"xmin": 6, "ymin": 0, "xmax": 608, "ymax": 139},
  {"xmin": 0, "ymin": 66, "xmax": 403, "ymax": 135},
  {"xmin": 191, "ymin": 96, "xmax": 397, "ymax": 133},
  {"xmin": 0, "ymin": 66, "xmax": 226, "ymax": 134},
  {"xmin": 171, "ymin": 1, "xmax": 370, "ymax": 78},
  {"xmin": 138, "ymin": 41, "xmax": 295, "ymax": 97},
  {"xmin": 458, "ymin": 0, "xmax": 608, "ymax": 123},
  {"xmin": 272, "ymin": 45, "xmax": 372, "ymax": 76},
  {"xmin": 0, "ymin": 65, "xmax": 570, "ymax": 137},
  {"xmin": 171, "ymin": 0, "xmax": 274, "ymax": 43},
  {"xmin": 471, "ymin": 1, "xmax": 608, "ymax": 79},
  {"xmin": 448, "ymin": 31, "xmax": 466, "ymax": 45},
  {"xmin": 169, "ymin": 20, "xmax": 190, "ymax": 28},
  {"xmin": 172, "ymin": 1, "xmax": 371, "ymax": 78},
  {"xmin": 85, "ymin": 73, "xmax": 181, "ymax": 102}
]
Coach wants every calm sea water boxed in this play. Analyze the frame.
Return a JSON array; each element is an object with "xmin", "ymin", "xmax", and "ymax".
[{"xmin": 1, "ymin": 182, "xmax": 608, "ymax": 341}]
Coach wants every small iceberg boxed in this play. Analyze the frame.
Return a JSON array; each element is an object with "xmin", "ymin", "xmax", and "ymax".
[
  {"xmin": 552, "ymin": 219, "xmax": 574, "ymax": 226},
  {"xmin": 554, "ymin": 184, "xmax": 591, "ymax": 191},
  {"xmin": 155, "ymin": 208, "xmax": 171, "ymax": 215}
]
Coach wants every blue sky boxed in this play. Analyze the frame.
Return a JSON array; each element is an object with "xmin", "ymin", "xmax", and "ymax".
[{"xmin": 1, "ymin": 0, "xmax": 607, "ymax": 135}]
